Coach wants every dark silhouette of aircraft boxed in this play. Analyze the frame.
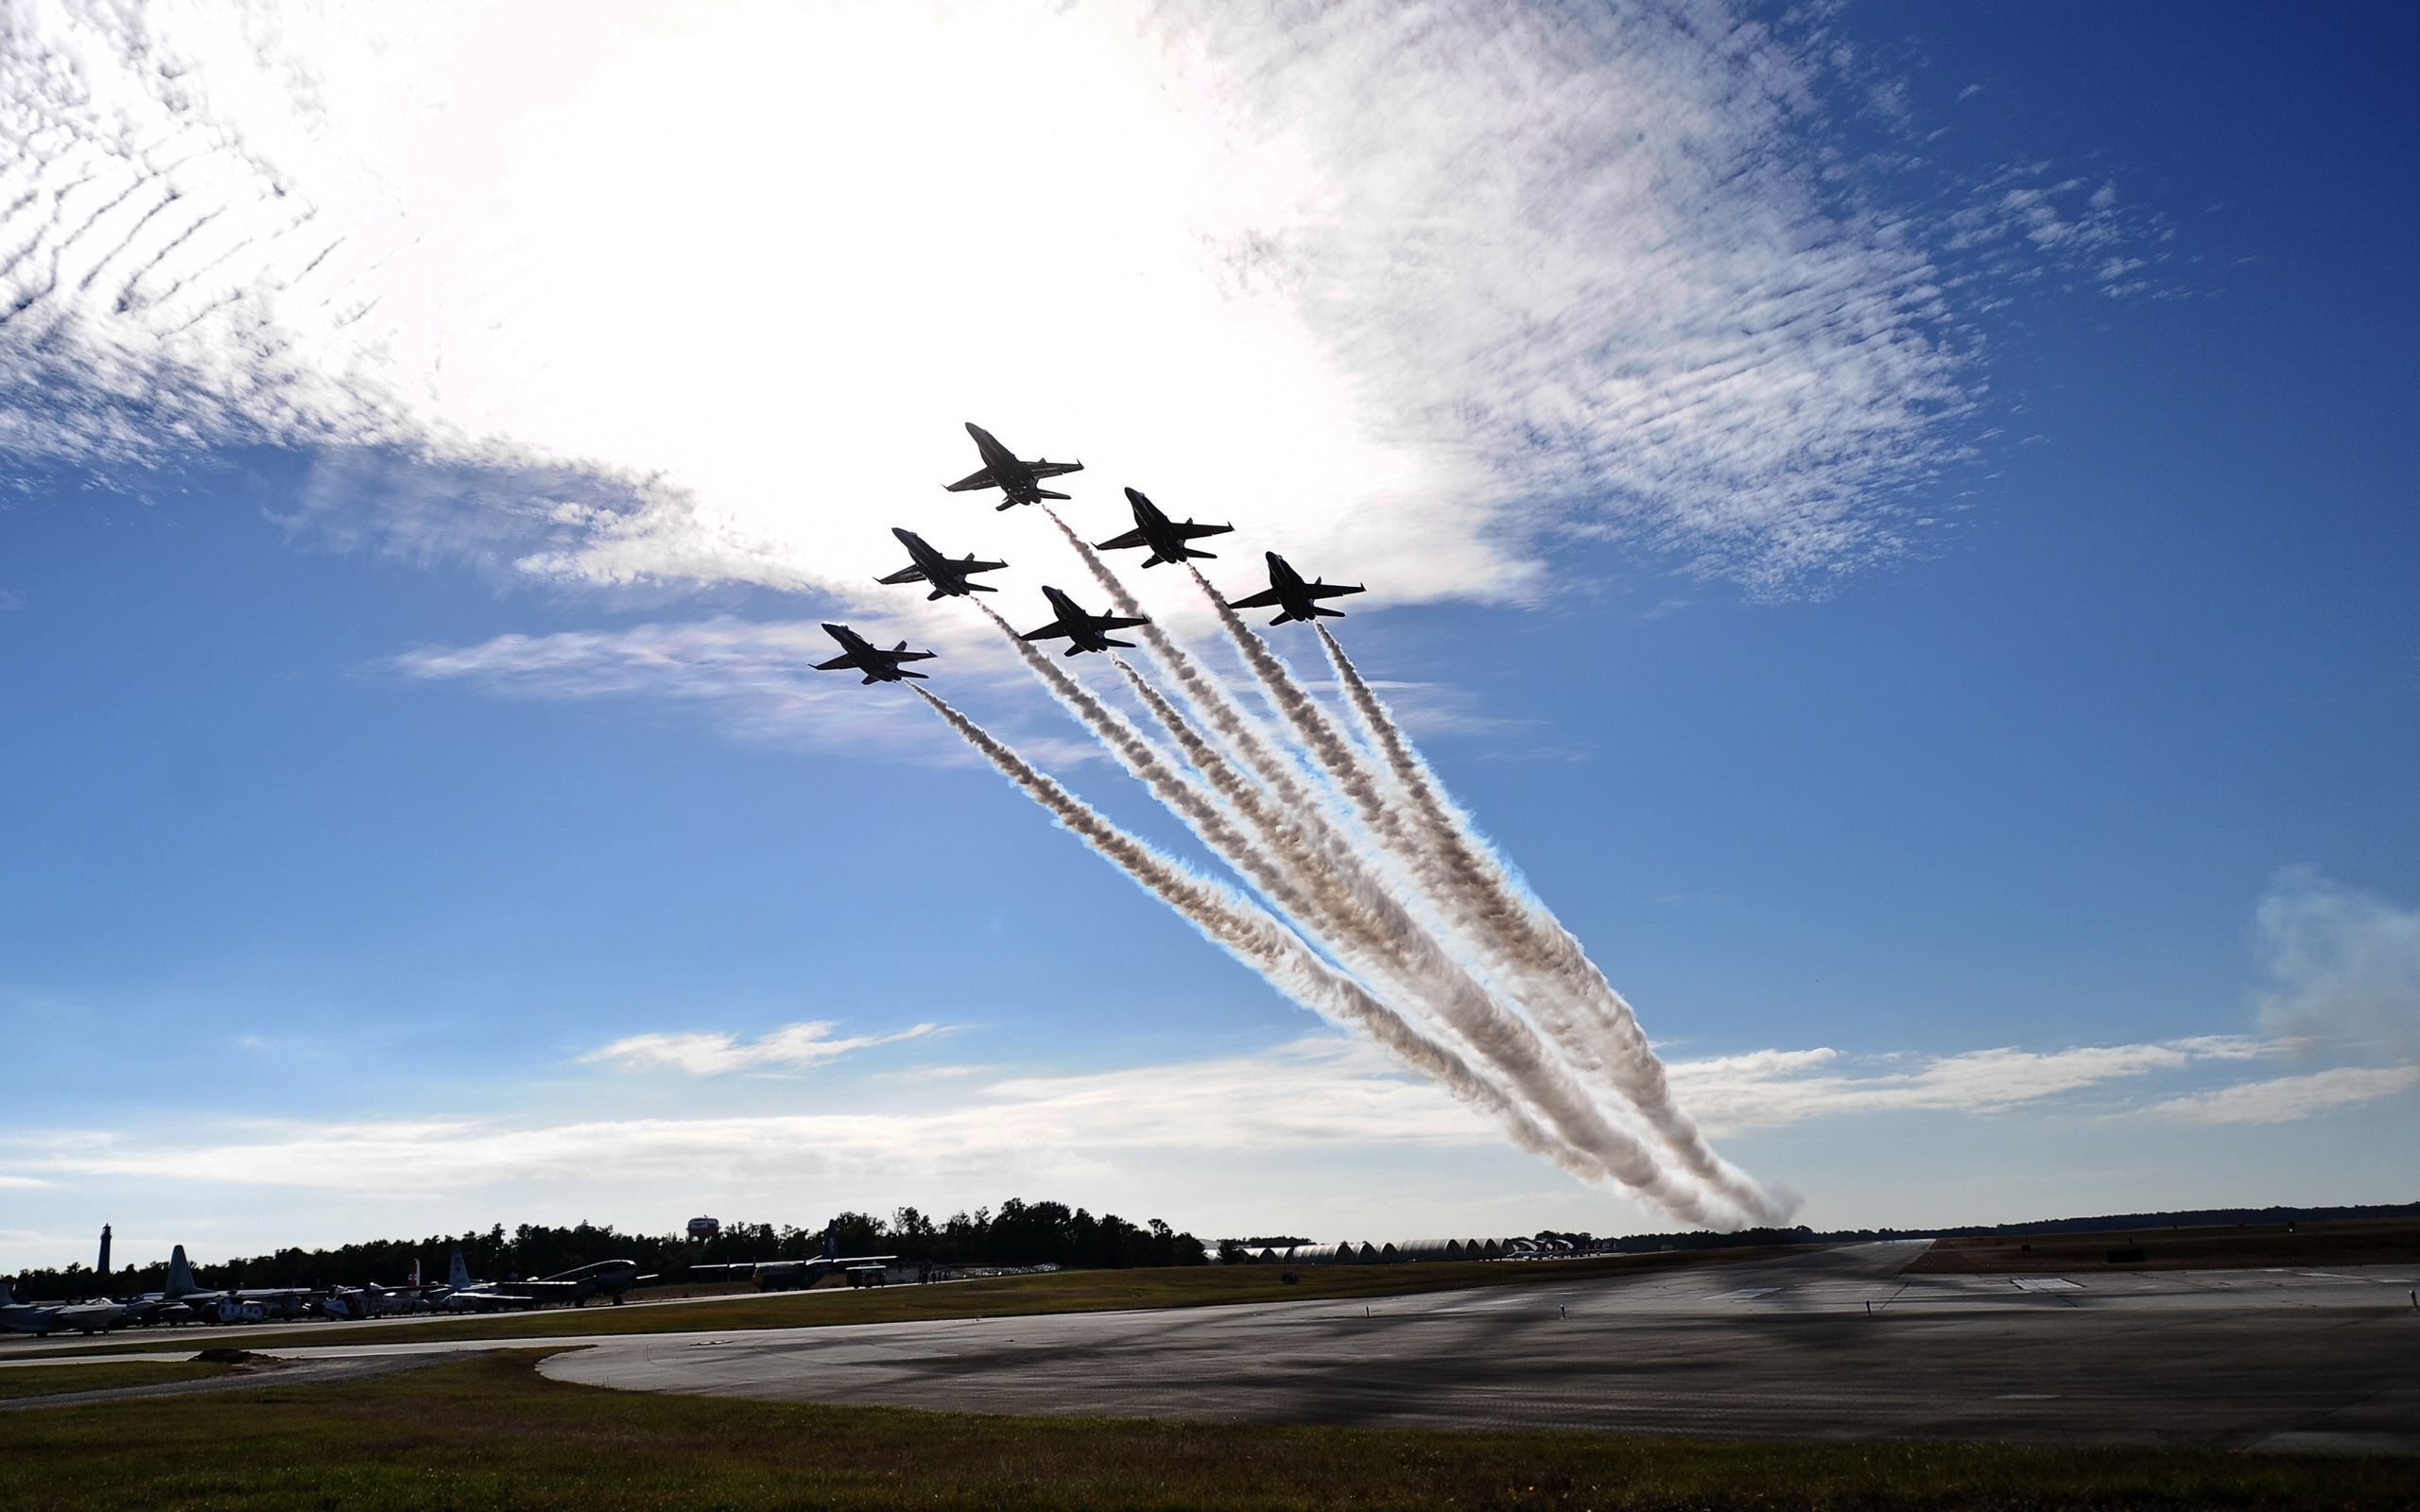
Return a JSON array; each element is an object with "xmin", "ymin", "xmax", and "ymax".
[
  {"xmin": 1019, "ymin": 586, "xmax": 1148, "ymax": 656},
  {"xmin": 945, "ymin": 422, "xmax": 1083, "ymax": 509},
  {"xmin": 1227, "ymin": 552, "xmax": 1366, "ymax": 625},
  {"xmin": 690, "ymin": 1224, "xmax": 900, "ymax": 1294},
  {"xmin": 876, "ymin": 527, "xmax": 1007, "ymax": 599},
  {"xmin": 814, "ymin": 622, "xmax": 937, "ymax": 683},
  {"xmin": 1094, "ymin": 488, "xmax": 1233, "ymax": 568}
]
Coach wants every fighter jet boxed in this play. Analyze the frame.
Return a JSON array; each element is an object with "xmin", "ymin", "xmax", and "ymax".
[
  {"xmin": 1226, "ymin": 552, "xmax": 1366, "ymax": 625},
  {"xmin": 1018, "ymin": 586, "xmax": 1148, "ymax": 656},
  {"xmin": 876, "ymin": 528, "xmax": 1007, "ymax": 599},
  {"xmin": 944, "ymin": 422, "xmax": 1084, "ymax": 509},
  {"xmin": 1093, "ymin": 488, "xmax": 1233, "ymax": 568},
  {"xmin": 814, "ymin": 622, "xmax": 937, "ymax": 684}
]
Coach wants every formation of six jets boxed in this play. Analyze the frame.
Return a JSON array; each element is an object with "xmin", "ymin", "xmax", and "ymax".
[{"xmin": 814, "ymin": 422, "xmax": 1367, "ymax": 684}]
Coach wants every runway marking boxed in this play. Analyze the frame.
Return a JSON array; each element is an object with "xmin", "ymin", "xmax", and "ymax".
[
  {"xmin": 1703, "ymin": 1288, "xmax": 1781, "ymax": 1302},
  {"xmin": 2008, "ymin": 1278, "xmax": 2083, "ymax": 1292},
  {"xmin": 1995, "ymin": 1393, "xmax": 2061, "ymax": 1400}
]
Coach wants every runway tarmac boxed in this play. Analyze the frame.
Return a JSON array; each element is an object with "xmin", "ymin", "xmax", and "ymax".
[
  {"xmin": 529, "ymin": 1243, "xmax": 2420, "ymax": 1452},
  {"xmin": 15, "ymin": 1245, "xmax": 2412, "ymax": 1450}
]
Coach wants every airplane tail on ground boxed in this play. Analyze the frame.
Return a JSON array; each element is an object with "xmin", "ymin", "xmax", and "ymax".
[
  {"xmin": 822, "ymin": 1225, "xmax": 838, "ymax": 1263},
  {"xmin": 166, "ymin": 1244, "xmax": 198, "ymax": 1297},
  {"xmin": 448, "ymin": 1247, "xmax": 472, "ymax": 1290},
  {"xmin": 407, "ymin": 1258, "xmax": 422, "ymax": 1288}
]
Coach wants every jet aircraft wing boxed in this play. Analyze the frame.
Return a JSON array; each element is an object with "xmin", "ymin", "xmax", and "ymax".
[{"xmin": 943, "ymin": 468, "xmax": 998, "ymax": 493}]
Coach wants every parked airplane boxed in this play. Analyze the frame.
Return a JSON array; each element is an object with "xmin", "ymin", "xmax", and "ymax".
[
  {"xmin": 691, "ymin": 1225, "xmax": 897, "ymax": 1294},
  {"xmin": 1094, "ymin": 488, "xmax": 1233, "ymax": 568},
  {"xmin": 0, "ymin": 1279, "xmax": 124, "ymax": 1337},
  {"xmin": 877, "ymin": 528, "xmax": 1007, "ymax": 599},
  {"xmin": 1226, "ymin": 552, "xmax": 1366, "ymax": 624},
  {"xmin": 1019, "ymin": 586, "xmax": 1148, "ymax": 656},
  {"xmin": 320, "ymin": 1261, "xmax": 432, "ymax": 1320},
  {"xmin": 125, "ymin": 1245, "xmax": 313, "ymax": 1324},
  {"xmin": 493, "ymin": 1259, "xmax": 656, "ymax": 1308},
  {"xmin": 814, "ymin": 622, "xmax": 937, "ymax": 684},
  {"xmin": 432, "ymin": 1247, "xmax": 542, "ymax": 1313},
  {"xmin": 944, "ymin": 422, "xmax": 1084, "ymax": 509}
]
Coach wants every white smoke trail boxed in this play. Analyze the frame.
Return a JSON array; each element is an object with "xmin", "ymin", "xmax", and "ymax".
[
  {"xmin": 1173, "ymin": 559, "xmax": 1781, "ymax": 1221},
  {"xmin": 1315, "ymin": 624, "xmax": 1783, "ymax": 1220},
  {"xmin": 971, "ymin": 599, "xmax": 1750, "ymax": 1225},
  {"xmin": 908, "ymin": 684, "xmax": 1595, "ymax": 1189}
]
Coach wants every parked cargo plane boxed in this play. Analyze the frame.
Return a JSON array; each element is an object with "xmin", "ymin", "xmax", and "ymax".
[
  {"xmin": 692, "ymin": 1224, "xmax": 896, "ymax": 1293},
  {"xmin": 0, "ymin": 1279, "xmax": 124, "ymax": 1337}
]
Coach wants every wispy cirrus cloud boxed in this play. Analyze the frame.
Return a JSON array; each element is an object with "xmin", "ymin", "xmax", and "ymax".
[
  {"xmin": 2146, "ymin": 1065, "xmax": 2420, "ymax": 1125},
  {"xmin": 1668, "ymin": 1037, "xmax": 2272, "ymax": 1136},
  {"xmin": 581, "ymin": 1021, "xmax": 948, "ymax": 1078},
  {"xmin": 390, "ymin": 617, "xmax": 1100, "ymax": 767},
  {"xmin": 9, "ymin": 1029, "xmax": 2374, "ymax": 1205},
  {"xmin": 0, "ymin": 0, "xmax": 2168, "ymax": 620},
  {"xmin": 10, "ymin": 1039, "xmax": 1495, "ymax": 1194}
]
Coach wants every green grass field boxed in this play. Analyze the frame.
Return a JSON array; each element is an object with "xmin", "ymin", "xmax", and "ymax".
[
  {"xmin": 17, "ymin": 1248, "xmax": 1798, "ymax": 1361},
  {"xmin": 0, "ymin": 1360, "xmax": 232, "ymax": 1401},
  {"xmin": 0, "ymin": 1349, "xmax": 2408, "ymax": 1511}
]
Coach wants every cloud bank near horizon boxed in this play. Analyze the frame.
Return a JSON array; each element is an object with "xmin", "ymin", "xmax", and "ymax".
[{"xmin": 9, "ymin": 1027, "xmax": 2389, "ymax": 1199}]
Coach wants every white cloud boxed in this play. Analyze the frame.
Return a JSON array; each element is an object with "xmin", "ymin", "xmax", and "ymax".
[
  {"xmin": 1667, "ymin": 1037, "xmax": 2271, "ymax": 1136},
  {"xmin": 2256, "ymin": 867, "xmax": 2420, "ymax": 1067},
  {"xmin": 2146, "ymin": 1065, "xmax": 2420, "ymax": 1126},
  {"xmin": 0, "ymin": 0, "xmax": 1985, "ymax": 619},
  {"xmin": 10, "ymin": 1039, "xmax": 1495, "ymax": 1193},
  {"xmin": 581, "ymin": 1021, "xmax": 947, "ymax": 1077},
  {"xmin": 12, "ymin": 1030, "xmax": 2373, "ymax": 1206}
]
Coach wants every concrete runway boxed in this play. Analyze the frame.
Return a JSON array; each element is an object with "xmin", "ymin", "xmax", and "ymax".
[{"xmin": 527, "ymin": 1243, "xmax": 2420, "ymax": 1452}]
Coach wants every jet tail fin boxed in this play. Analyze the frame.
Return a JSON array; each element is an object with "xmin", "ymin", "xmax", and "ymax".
[
  {"xmin": 449, "ymin": 1246, "xmax": 471, "ymax": 1291},
  {"xmin": 1036, "ymin": 490, "xmax": 1071, "ymax": 501},
  {"xmin": 166, "ymin": 1245, "xmax": 197, "ymax": 1297}
]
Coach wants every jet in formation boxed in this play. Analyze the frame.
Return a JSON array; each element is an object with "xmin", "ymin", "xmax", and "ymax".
[
  {"xmin": 877, "ymin": 528, "xmax": 1007, "ymax": 599},
  {"xmin": 815, "ymin": 622, "xmax": 938, "ymax": 684},
  {"xmin": 1019, "ymin": 586, "xmax": 1149, "ymax": 656},
  {"xmin": 692, "ymin": 1224, "xmax": 897, "ymax": 1294},
  {"xmin": 945, "ymin": 422, "xmax": 1084, "ymax": 510},
  {"xmin": 1228, "ymin": 551, "xmax": 1366, "ymax": 625},
  {"xmin": 1094, "ymin": 488, "xmax": 1233, "ymax": 568}
]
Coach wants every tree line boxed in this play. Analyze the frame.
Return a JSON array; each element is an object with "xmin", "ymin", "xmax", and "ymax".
[{"xmin": 4, "ymin": 1198, "xmax": 1206, "ymax": 1300}]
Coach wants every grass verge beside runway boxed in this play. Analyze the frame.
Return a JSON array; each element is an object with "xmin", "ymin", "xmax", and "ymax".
[
  {"xmin": 17, "ymin": 1246, "xmax": 1806, "ymax": 1360},
  {"xmin": 0, "ymin": 1350, "xmax": 2410, "ymax": 1511},
  {"xmin": 1910, "ymin": 1217, "xmax": 2420, "ymax": 1275},
  {"xmin": 0, "ymin": 1361, "xmax": 232, "ymax": 1401}
]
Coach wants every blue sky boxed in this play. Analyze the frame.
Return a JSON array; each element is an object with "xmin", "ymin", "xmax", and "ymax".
[{"xmin": 2, "ymin": 0, "xmax": 2414, "ymax": 1270}]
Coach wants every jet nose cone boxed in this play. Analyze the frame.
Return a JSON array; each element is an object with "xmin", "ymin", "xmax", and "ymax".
[{"xmin": 1124, "ymin": 487, "xmax": 1150, "ymax": 506}]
